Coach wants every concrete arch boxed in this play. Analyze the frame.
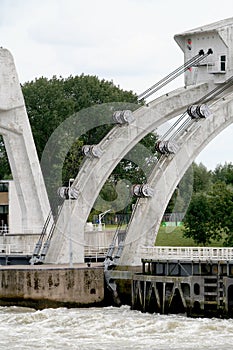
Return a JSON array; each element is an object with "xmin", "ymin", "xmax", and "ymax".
[
  {"xmin": 119, "ymin": 91, "xmax": 233, "ymax": 266},
  {"xmin": 73, "ymin": 83, "xmax": 209, "ymax": 219},
  {"xmin": 46, "ymin": 83, "xmax": 211, "ymax": 263},
  {"xmin": 0, "ymin": 48, "xmax": 50, "ymax": 233}
]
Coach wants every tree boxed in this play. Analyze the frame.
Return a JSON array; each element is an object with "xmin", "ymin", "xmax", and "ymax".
[
  {"xmin": 20, "ymin": 74, "xmax": 160, "ymax": 217},
  {"xmin": 212, "ymin": 162, "xmax": 233, "ymax": 185},
  {"xmin": 183, "ymin": 181, "xmax": 233, "ymax": 246},
  {"xmin": 208, "ymin": 182, "xmax": 233, "ymax": 246},
  {"xmin": 193, "ymin": 162, "xmax": 212, "ymax": 193},
  {"xmin": 183, "ymin": 192, "xmax": 213, "ymax": 245},
  {"xmin": 165, "ymin": 164, "xmax": 195, "ymax": 215},
  {"xmin": 22, "ymin": 75, "xmax": 138, "ymax": 160},
  {"xmin": 0, "ymin": 75, "xmax": 138, "ymax": 181}
]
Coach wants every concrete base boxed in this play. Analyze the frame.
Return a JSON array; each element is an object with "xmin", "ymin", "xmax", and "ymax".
[{"xmin": 0, "ymin": 264, "xmax": 105, "ymax": 309}]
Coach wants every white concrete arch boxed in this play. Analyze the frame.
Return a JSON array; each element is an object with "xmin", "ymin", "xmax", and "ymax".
[
  {"xmin": 46, "ymin": 83, "xmax": 211, "ymax": 263},
  {"xmin": 0, "ymin": 48, "xmax": 50, "ymax": 233},
  {"xmin": 119, "ymin": 91, "xmax": 233, "ymax": 266}
]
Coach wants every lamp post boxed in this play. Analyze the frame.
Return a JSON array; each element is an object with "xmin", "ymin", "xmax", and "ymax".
[
  {"xmin": 98, "ymin": 209, "xmax": 111, "ymax": 231},
  {"xmin": 69, "ymin": 178, "xmax": 74, "ymax": 268}
]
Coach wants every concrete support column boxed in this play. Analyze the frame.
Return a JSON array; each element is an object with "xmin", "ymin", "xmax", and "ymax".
[{"xmin": 0, "ymin": 48, "xmax": 50, "ymax": 233}]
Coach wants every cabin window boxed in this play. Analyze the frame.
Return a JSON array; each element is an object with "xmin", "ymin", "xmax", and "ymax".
[{"xmin": 220, "ymin": 55, "xmax": 226, "ymax": 71}]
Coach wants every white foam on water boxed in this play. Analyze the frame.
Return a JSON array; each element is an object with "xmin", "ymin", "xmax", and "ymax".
[{"xmin": 0, "ymin": 305, "xmax": 233, "ymax": 350}]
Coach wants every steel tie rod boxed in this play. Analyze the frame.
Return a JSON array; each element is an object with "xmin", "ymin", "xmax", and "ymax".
[{"xmin": 138, "ymin": 50, "xmax": 211, "ymax": 101}]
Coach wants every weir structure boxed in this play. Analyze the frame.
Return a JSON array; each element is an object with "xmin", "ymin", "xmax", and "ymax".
[
  {"xmin": 1, "ymin": 18, "xmax": 233, "ymax": 316},
  {"xmin": 42, "ymin": 16, "xmax": 233, "ymax": 267},
  {"xmin": 118, "ymin": 17, "xmax": 233, "ymax": 266},
  {"xmin": 132, "ymin": 251, "xmax": 233, "ymax": 318}
]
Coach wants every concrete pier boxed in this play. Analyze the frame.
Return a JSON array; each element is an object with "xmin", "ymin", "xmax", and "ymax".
[
  {"xmin": 0, "ymin": 264, "xmax": 105, "ymax": 309},
  {"xmin": 131, "ymin": 259, "xmax": 233, "ymax": 318}
]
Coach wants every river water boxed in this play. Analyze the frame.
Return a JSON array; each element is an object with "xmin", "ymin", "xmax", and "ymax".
[{"xmin": 0, "ymin": 305, "xmax": 232, "ymax": 350}]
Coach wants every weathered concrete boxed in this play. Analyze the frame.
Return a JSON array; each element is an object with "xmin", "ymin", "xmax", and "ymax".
[
  {"xmin": 104, "ymin": 259, "xmax": 233, "ymax": 318},
  {"xmin": 46, "ymin": 83, "xmax": 210, "ymax": 264},
  {"xmin": 0, "ymin": 229, "xmax": 116, "ymax": 259},
  {"xmin": 46, "ymin": 18, "xmax": 233, "ymax": 265},
  {"xmin": 131, "ymin": 259, "xmax": 233, "ymax": 318},
  {"xmin": 0, "ymin": 48, "xmax": 50, "ymax": 234},
  {"xmin": 0, "ymin": 234, "xmax": 40, "ymax": 255},
  {"xmin": 120, "ymin": 91, "xmax": 233, "ymax": 266},
  {"xmin": 0, "ymin": 264, "xmax": 104, "ymax": 309}
]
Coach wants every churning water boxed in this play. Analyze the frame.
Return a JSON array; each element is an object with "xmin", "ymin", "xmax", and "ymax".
[{"xmin": 0, "ymin": 305, "xmax": 233, "ymax": 350}]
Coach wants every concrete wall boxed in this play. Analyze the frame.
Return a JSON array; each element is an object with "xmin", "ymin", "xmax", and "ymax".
[
  {"xmin": 8, "ymin": 180, "xmax": 23, "ymax": 234},
  {"xmin": 0, "ymin": 180, "xmax": 23, "ymax": 234},
  {"xmin": 0, "ymin": 234, "xmax": 40, "ymax": 254},
  {"xmin": 0, "ymin": 266, "xmax": 105, "ymax": 309},
  {"xmin": 0, "ymin": 229, "xmax": 118, "ymax": 257},
  {"xmin": 85, "ymin": 229, "xmax": 115, "ymax": 249}
]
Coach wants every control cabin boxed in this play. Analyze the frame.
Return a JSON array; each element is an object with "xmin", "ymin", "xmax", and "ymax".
[{"xmin": 174, "ymin": 17, "xmax": 233, "ymax": 86}]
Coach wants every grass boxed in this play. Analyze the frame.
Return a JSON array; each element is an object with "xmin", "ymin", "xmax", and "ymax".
[
  {"xmin": 104, "ymin": 223, "xmax": 225, "ymax": 247},
  {"xmin": 155, "ymin": 225, "xmax": 225, "ymax": 247},
  {"xmin": 155, "ymin": 225, "xmax": 196, "ymax": 246}
]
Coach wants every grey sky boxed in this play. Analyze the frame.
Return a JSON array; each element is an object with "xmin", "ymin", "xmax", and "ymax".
[{"xmin": 0, "ymin": 0, "xmax": 233, "ymax": 169}]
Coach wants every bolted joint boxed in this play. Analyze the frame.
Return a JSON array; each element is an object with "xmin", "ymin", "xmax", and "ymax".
[
  {"xmin": 82, "ymin": 144, "xmax": 103, "ymax": 158},
  {"xmin": 131, "ymin": 184, "xmax": 154, "ymax": 198},
  {"xmin": 57, "ymin": 186, "xmax": 79, "ymax": 200},
  {"xmin": 187, "ymin": 104, "xmax": 212, "ymax": 119},
  {"xmin": 155, "ymin": 140, "xmax": 178, "ymax": 155},
  {"xmin": 112, "ymin": 110, "xmax": 135, "ymax": 125}
]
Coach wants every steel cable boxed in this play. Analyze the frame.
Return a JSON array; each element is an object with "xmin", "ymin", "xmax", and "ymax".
[{"xmin": 138, "ymin": 51, "xmax": 209, "ymax": 101}]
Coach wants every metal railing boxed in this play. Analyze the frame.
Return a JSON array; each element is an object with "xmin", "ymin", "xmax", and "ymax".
[
  {"xmin": 91, "ymin": 223, "xmax": 106, "ymax": 231},
  {"xmin": 0, "ymin": 243, "xmax": 34, "ymax": 255},
  {"xmin": 84, "ymin": 246, "xmax": 109, "ymax": 262},
  {"xmin": 141, "ymin": 246, "xmax": 233, "ymax": 261},
  {"xmin": 3, "ymin": 242, "xmax": 233, "ymax": 262}
]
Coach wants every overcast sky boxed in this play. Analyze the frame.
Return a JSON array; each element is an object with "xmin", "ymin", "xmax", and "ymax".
[{"xmin": 1, "ymin": 0, "xmax": 233, "ymax": 170}]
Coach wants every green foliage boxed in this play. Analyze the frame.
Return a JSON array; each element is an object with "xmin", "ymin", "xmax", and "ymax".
[
  {"xmin": 208, "ymin": 182, "xmax": 233, "ymax": 246},
  {"xmin": 2, "ymin": 72, "xmax": 233, "ymax": 244},
  {"xmin": 22, "ymin": 75, "xmax": 138, "ymax": 160},
  {"xmin": 112, "ymin": 133, "xmax": 158, "ymax": 184},
  {"xmin": 212, "ymin": 162, "xmax": 233, "ymax": 185},
  {"xmin": 15, "ymin": 75, "xmax": 136, "ymax": 178},
  {"xmin": 0, "ymin": 137, "xmax": 11, "ymax": 179},
  {"xmin": 21, "ymin": 75, "xmax": 141, "ymax": 212},
  {"xmin": 61, "ymin": 138, "xmax": 84, "ymax": 184},
  {"xmin": 21, "ymin": 74, "xmax": 158, "ymax": 214},
  {"xmin": 166, "ymin": 165, "xmax": 194, "ymax": 214},
  {"xmin": 192, "ymin": 162, "xmax": 212, "ymax": 192},
  {"xmin": 183, "ymin": 192, "xmax": 213, "ymax": 245},
  {"xmin": 22, "ymin": 76, "xmax": 76, "ymax": 159},
  {"xmin": 183, "ymin": 180, "xmax": 233, "ymax": 246}
]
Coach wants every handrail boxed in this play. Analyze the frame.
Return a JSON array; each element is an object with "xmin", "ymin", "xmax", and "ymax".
[
  {"xmin": 2, "ymin": 243, "xmax": 233, "ymax": 262},
  {"xmin": 141, "ymin": 246, "xmax": 233, "ymax": 261},
  {"xmin": 0, "ymin": 243, "xmax": 34, "ymax": 255}
]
